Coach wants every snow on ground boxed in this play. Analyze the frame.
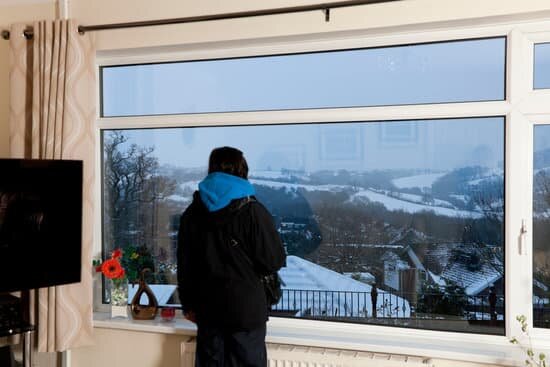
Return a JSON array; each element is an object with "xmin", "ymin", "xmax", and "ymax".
[
  {"xmin": 343, "ymin": 272, "xmax": 375, "ymax": 284},
  {"xmin": 352, "ymin": 189, "xmax": 483, "ymax": 218},
  {"xmin": 249, "ymin": 170, "xmax": 292, "ymax": 180},
  {"xmin": 166, "ymin": 194, "xmax": 191, "ymax": 203},
  {"xmin": 450, "ymin": 194, "xmax": 469, "ymax": 203},
  {"xmin": 467, "ymin": 176, "xmax": 501, "ymax": 186},
  {"xmin": 277, "ymin": 256, "xmax": 410, "ymax": 318},
  {"xmin": 392, "ymin": 192, "xmax": 454, "ymax": 209},
  {"xmin": 250, "ymin": 179, "xmax": 348, "ymax": 193},
  {"xmin": 180, "ymin": 181, "xmax": 200, "ymax": 191},
  {"xmin": 467, "ymin": 168, "xmax": 504, "ymax": 186},
  {"xmin": 392, "ymin": 173, "xmax": 447, "ymax": 189}
]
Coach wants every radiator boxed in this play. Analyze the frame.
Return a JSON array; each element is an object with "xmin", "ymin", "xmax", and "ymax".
[{"xmin": 181, "ymin": 340, "xmax": 432, "ymax": 367}]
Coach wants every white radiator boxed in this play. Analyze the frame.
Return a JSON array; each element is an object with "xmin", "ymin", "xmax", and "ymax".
[{"xmin": 181, "ymin": 340, "xmax": 432, "ymax": 367}]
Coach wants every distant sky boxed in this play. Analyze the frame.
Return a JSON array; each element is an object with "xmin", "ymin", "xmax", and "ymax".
[
  {"xmin": 535, "ymin": 125, "xmax": 550, "ymax": 153},
  {"xmin": 101, "ymin": 37, "xmax": 508, "ymax": 172},
  {"xmin": 102, "ymin": 38, "xmax": 505, "ymax": 116},
  {"xmin": 535, "ymin": 43, "xmax": 550, "ymax": 89}
]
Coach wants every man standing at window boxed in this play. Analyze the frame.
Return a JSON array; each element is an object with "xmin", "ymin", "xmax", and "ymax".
[{"xmin": 177, "ymin": 146, "xmax": 286, "ymax": 367}]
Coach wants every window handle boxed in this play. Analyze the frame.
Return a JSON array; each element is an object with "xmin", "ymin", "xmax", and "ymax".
[{"xmin": 519, "ymin": 220, "xmax": 527, "ymax": 255}]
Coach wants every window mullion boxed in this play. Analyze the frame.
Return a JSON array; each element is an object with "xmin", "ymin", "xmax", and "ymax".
[
  {"xmin": 505, "ymin": 28, "xmax": 535, "ymax": 338},
  {"xmin": 97, "ymin": 101, "xmax": 510, "ymax": 131},
  {"xmin": 505, "ymin": 111, "xmax": 533, "ymax": 338}
]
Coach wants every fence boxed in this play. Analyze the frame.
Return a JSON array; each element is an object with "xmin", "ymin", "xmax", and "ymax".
[{"xmin": 271, "ymin": 288, "xmax": 505, "ymax": 322}]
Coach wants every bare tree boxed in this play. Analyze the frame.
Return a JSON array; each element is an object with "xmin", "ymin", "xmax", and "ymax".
[{"xmin": 103, "ymin": 131, "xmax": 176, "ymax": 259}]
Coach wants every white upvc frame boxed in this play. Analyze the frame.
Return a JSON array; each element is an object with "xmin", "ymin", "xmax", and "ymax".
[
  {"xmin": 520, "ymin": 28, "xmax": 550, "ymax": 348},
  {"xmin": 525, "ymin": 114, "xmax": 550, "ymax": 349},
  {"xmin": 93, "ymin": 14, "xmax": 550, "ymax": 365}
]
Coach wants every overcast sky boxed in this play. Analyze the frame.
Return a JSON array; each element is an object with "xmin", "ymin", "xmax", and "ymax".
[
  {"xmin": 107, "ymin": 117, "xmax": 504, "ymax": 172},
  {"xmin": 102, "ymin": 38, "xmax": 505, "ymax": 116},
  {"xmin": 101, "ymin": 37, "xmax": 512, "ymax": 172}
]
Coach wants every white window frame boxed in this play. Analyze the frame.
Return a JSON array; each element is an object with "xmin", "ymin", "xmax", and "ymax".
[
  {"xmin": 93, "ymin": 15, "xmax": 550, "ymax": 365},
  {"xmin": 525, "ymin": 114, "xmax": 550, "ymax": 349}
]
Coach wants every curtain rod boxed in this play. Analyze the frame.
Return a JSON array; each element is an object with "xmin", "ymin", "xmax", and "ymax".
[{"xmin": 2, "ymin": 0, "xmax": 401, "ymax": 40}]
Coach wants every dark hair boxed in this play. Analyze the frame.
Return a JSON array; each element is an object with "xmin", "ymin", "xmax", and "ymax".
[{"xmin": 208, "ymin": 146, "xmax": 249, "ymax": 179}]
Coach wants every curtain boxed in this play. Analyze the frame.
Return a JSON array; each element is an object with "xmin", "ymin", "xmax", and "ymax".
[{"xmin": 8, "ymin": 19, "xmax": 96, "ymax": 352}]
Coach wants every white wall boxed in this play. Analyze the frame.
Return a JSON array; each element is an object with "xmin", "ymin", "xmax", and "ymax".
[
  {"xmin": 70, "ymin": 328, "xmax": 189, "ymax": 367},
  {"xmin": 73, "ymin": 327, "xmax": 507, "ymax": 367},
  {"xmin": 71, "ymin": 0, "xmax": 550, "ymax": 51}
]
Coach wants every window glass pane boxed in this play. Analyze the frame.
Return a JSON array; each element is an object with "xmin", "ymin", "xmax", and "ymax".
[
  {"xmin": 102, "ymin": 117, "xmax": 505, "ymax": 334},
  {"xmin": 534, "ymin": 43, "xmax": 550, "ymax": 89},
  {"xmin": 533, "ymin": 124, "xmax": 550, "ymax": 328},
  {"xmin": 101, "ymin": 38, "xmax": 505, "ymax": 117}
]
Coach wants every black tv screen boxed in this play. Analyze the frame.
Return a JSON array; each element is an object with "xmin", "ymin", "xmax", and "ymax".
[{"xmin": 0, "ymin": 159, "xmax": 82, "ymax": 292}]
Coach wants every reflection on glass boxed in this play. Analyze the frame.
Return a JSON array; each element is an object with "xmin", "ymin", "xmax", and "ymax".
[
  {"xmin": 102, "ymin": 117, "xmax": 505, "ymax": 334},
  {"xmin": 102, "ymin": 38, "xmax": 505, "ymax": 117},
  {"xmin": 533, "ymin": 125, "xmax": 550, "ymax": 328},
  {"xmin": 534, "ymin": 43, "xmax": 550, "ymax": 89}
]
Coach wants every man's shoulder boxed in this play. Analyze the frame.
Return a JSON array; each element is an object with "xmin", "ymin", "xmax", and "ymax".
[
  {"xmin": 181, "ymin": 192, "xmax": 203, "ymax": 219},
  {"xmin": 244, "ymin": 198, "xmax": 275, "ymax": 222}
]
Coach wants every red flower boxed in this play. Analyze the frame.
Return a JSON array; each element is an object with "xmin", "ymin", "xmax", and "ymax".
[
  {"xmin": 101, "ymin": 258, "xmax": 125, "ymax": 279},
  {"xmin": 93, "ymin": 248, "xmax": 127, "ymax": 279}
]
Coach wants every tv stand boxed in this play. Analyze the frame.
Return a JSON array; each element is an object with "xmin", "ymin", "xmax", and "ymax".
[
  {"xmin": 0, "ymin": 294, "xmax": 34, "ymax": 367},
  {"xmin": 0, "ymin": 326, "xmax": 34, "ymax": 367}
]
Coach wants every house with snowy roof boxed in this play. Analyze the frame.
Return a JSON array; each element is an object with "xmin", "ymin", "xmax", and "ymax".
[
  {"xmin": 381, "ymin": 250, "xmax": 418, "ymax": 292},
  {"xmin": 276, "ymin": 255, "xmax": 411, "ymax": 319},
  {"xmin": 382, "ymin": 243, "xmax": 503, "ymax": 297}
]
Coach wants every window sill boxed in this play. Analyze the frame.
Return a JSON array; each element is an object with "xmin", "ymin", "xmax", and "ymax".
[
  {"xmin": 93, "ymin": 312, "xmax": 524, "ymax": 366},
  {"xmin": 93, "ymin": 311, "xmax": 197, "ymax": 336}
]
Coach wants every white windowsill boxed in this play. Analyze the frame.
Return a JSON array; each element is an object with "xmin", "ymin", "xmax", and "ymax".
[{"xmin": 93, "ymin": 312, "xmax": 523, "ymax": 366}]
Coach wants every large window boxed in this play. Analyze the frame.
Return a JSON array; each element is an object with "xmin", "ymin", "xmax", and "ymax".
[
  {"xmin": 102, "ymin": 116, "xmax": 505, "ymax": 334},
  {"xmin": 98, "ymin": 31, "xmax": 516, "ymax": 338}
]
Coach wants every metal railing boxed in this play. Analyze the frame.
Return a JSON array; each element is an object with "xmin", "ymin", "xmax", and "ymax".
[{"xmin": 270, "ymin": 288, "xmax": 505, "ymax": 322}]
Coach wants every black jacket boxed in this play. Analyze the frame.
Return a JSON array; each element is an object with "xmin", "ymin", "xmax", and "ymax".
[{"xmin": 177, "ymin": 192, "xmax": 286, "ymax": 331}]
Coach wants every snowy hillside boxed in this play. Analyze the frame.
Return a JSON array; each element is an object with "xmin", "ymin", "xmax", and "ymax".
[
  {"xmin": 392, "ymin": 173, "xmax": 447, "ymax": 189},
  {"xmin": 250, "ymin": 178, "xmax": 348, "ymax": 193},
  {"xmin": 351, "ymin": 189, "xmax": 483, "ymax": 218}
]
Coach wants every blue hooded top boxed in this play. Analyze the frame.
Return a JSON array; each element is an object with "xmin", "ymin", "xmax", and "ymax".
[{"xmin": 198, "ymin": 172, "xmax": 256, "ymax": 212}]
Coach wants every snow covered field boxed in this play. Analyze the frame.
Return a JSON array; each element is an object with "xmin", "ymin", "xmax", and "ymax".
[
  {"xmin": 352, "ymin": 189, "xmax": 483, "ymax": 218},
  {"xmin": 392, "ymin": 173, "xmax": 447, "ymax": 189}
]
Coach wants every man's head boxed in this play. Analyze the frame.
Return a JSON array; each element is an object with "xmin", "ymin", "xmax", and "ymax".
[{"xmin": 208, "ymin": 146, "xmax": 249, "ymax": 179}]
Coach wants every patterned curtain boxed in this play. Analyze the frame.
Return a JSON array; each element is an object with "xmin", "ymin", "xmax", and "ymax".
[{"xmin": 8, "ymin": 19, "xmax": 95, "ymax": 352}]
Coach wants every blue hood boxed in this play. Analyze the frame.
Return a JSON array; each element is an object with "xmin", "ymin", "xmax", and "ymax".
[{"xmin": 198, "ymin": 172, "xmax": 256, "ymax": 212}]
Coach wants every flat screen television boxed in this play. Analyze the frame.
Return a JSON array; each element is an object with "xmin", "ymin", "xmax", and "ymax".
[{"xmin": 0, "ymin": 159, "xmax": 82, "ymax": 293}]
